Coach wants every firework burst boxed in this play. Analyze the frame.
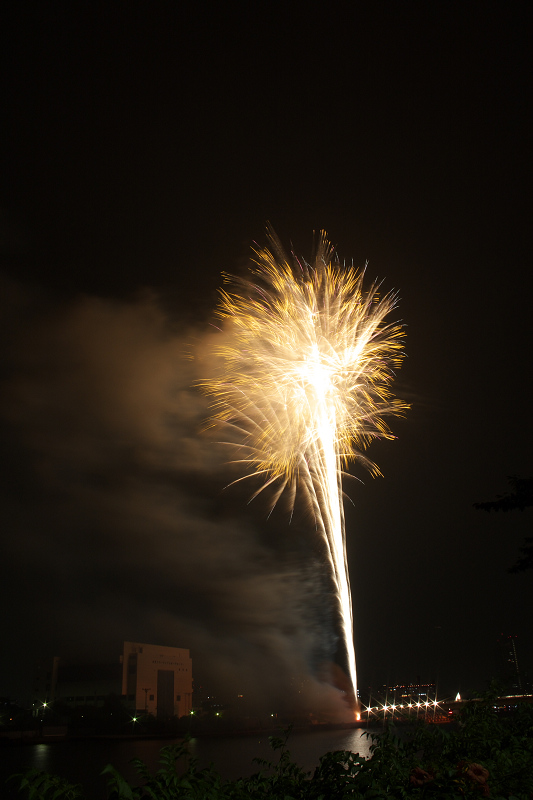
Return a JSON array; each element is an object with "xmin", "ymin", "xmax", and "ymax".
[{"xmin": 203, "ymin": 229, "xmax": 408, "ymax": 714}]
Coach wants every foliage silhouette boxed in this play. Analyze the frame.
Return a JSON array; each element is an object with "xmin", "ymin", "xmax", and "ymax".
[{"xmin": 474, "ymin": 476, "xmax": 533, "ymax": 572}]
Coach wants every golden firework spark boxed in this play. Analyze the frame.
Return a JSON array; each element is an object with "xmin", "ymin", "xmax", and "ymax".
[{"xmin": 203, "ymin": 228, "xmax": 408, "ymax": 714}]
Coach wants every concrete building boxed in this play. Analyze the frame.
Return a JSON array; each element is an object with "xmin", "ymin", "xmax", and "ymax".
[
  {"xmin": 53, "ymin": 660, "xmax": 122, "ymax": 706},
  {"xmin": 377, "ymin": 681, "xmax": 436, "ymax": 703},
  {"xmin": 121, "ymin": 641, "xmax": 192, "ymax": 719},
  {"xmin": 32, "ymin": 642, "xmax": 192, "ymax": 718}
]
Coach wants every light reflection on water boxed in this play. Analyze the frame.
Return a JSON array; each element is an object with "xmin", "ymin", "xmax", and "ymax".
[
  {"xmin": 1, "ymin": 728, "xmax": 376, "ymax": 799},
  {"xmin": 188, "ymin": 727, "xmax": 374, "ymax": 780},
  {"xmin": 31, "ymin": 744, "xmax": 51, "ymax": 771}
]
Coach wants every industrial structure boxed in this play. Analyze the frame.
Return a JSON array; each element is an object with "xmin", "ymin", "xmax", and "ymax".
[{"xmin": 496, "ymin": 634, "xmax": 528, "ymax": 693}]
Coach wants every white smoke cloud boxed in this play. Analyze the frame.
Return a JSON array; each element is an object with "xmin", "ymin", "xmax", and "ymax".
[{"xmin": 0, "ymin": 276, "xmax": 350, "ymax": 718}]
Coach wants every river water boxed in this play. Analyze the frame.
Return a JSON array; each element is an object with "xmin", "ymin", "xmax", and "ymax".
[{"xmin": 1, "ymin": 727, "xmax": 374, "ymax": 799}]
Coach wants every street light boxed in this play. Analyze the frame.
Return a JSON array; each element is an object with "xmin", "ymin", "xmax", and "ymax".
[{"xmin": 142, "ymin": 688, "xmax": 151, "ymax": 713}]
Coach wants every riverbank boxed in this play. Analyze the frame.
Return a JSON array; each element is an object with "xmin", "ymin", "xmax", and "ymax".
[
  {"xmin": 4, "ymin": 699, "xmax": 533, "ymax": 800},
  {"xmin": 0, "ymin": 726, "xmax": 377, "ymax": 799},
  {"xmin": 0, "ymin": 718, "xmax": 372, "ymax": 746}
]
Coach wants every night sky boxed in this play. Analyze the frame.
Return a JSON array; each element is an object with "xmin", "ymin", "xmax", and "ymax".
[{"xmin": 1, "ymin": 3, "xmax": 532, "ymax": 715}]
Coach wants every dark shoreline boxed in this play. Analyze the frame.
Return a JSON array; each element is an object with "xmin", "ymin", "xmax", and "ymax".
[{"xmin": 0, "ymin": 717, "xmax": 448, "ymax": 747}]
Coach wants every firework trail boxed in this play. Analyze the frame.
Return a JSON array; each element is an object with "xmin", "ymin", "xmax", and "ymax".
[{"xmin": 204, "ymin": 229, "xmax": 408, "ymax": 714}]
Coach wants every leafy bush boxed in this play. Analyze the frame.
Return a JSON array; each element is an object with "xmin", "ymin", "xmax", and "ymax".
[
  {"xmin": 9, "ymin": 769, "xmax": 84, "ymax": 800},
  {"xmin": 10, "ymin": 696, "xmax": 533, "ymax": 799}
]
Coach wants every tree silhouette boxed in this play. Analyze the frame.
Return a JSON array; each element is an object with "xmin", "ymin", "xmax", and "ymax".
[{"xmin": 474, "ymin": 476, "xmax": 533, "ymax": 573}]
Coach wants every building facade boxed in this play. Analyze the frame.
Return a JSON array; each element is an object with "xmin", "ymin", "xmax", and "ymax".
[
  {"xmin": 377, "ymin": 681, "xmax": 436, "ymax": 703},
  {"xmin": 121, "ymin": 641, "xmax": 193, "ymax": 719},
  {"xmin": 52, "ymin": 660, "xmax": 122, "ymax": 706}
]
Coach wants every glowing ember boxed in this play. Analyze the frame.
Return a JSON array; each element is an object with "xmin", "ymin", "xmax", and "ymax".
[{"xmin": 204, "ymin": 228, "xmax": 408, "ymax": 713}]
